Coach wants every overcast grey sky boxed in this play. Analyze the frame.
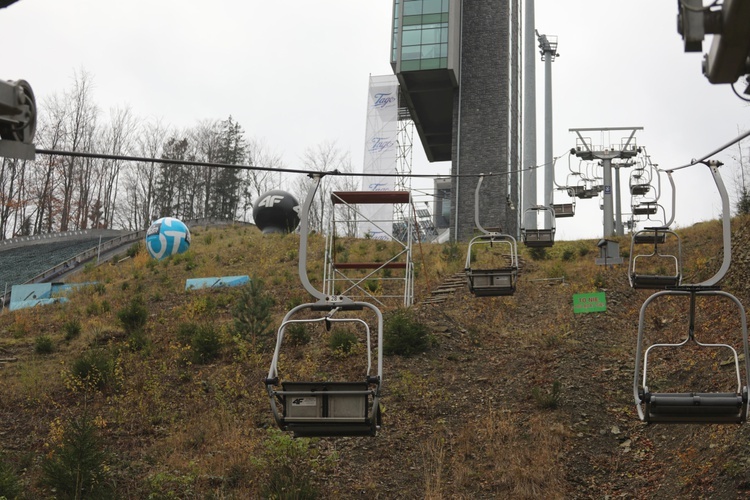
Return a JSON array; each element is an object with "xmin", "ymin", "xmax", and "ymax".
[{"xmin": 3, "ymin": 0, "xmax": 748, "ymax": 240}]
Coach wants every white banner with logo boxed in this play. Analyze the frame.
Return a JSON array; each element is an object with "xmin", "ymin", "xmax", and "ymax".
[{"xmin": 360, "ymin": 74, "xmax": 399, "ymax": 239}]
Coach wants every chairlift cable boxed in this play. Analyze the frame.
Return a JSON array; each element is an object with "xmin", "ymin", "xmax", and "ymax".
[
  {"xmin": 35, "ymin": 147, "xmax": 569, "ymax": 180},
  {"xmin": 665, "ymin": 128, "xmax": 750, "ymax": 172}
]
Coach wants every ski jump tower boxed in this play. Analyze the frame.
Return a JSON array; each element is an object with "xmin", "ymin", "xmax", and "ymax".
[{"xmin": 390, "ymin": 0, "xmax": 521, "ymax": 241}]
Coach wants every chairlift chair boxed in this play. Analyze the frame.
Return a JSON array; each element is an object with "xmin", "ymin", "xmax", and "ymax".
[
  {"xmin": 634, "ymin": 288, "xmax": 749, "ymax": 423},
  {"xmin": 264, "ymin": 173, "xmax": 384, "ymax": 437},
  {"xmin": 632, "ymin": 201, "xmax": 659, "ymax": 216},
  {"xmin": 551, "ymin": 202, "xmax": 575, "ymax": 218},
  {"xmin": 522, "ymin": 205, "xmax": 556, "ymax": 248},
  {"xmin": 566, "ymin": 185, "xmax": 587, "ymax": 198},
  {"xmin": 464, "ymin": 175, "xmax": 519, "ymax": 296},
  {"xmin": 265, "ymin": 301, "xmax": 383, "ymax": 437},
  {"xmin": 551, "ymin": 187, "xmax": 575, "ymax": 218},
  {"xmin": 629, "ymin": 167, "xmax": 652, "ymax": 196},
  {"xmin": 465, "ymin": 234, "xmax": 519, "ymax": 296},
  {"xmin": 628, "ymin": 227, "xmax": 682, "ymax": 289}
]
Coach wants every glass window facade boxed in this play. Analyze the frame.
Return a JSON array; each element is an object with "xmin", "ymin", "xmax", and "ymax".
[{"xmin": 393, "ymin": 0, "xmax": 450, "ymax": 71}]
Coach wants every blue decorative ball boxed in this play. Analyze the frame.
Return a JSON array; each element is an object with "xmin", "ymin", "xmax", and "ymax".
[{"xmin": 145, "ymin": 217, "xmax": 191, "ymax": 260}]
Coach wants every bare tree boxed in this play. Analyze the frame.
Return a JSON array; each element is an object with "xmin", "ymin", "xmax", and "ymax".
[
  {"xmin": 119, "ymin": 118, "xmax": 169, "ymax": 230},
  {"xmin": 297, "ymin": 141, "xmax": 352, "ymax": 233},
  {"xmin": 58, "ymin": 69, "xmax": 98, "ymax": 231},
  {"xmin": 31, "ymin": 92, "xmax": 67, "ymax": 233},
  {"xmin": 98, "ymin": 106, "xmax": 136, "ymax": 228},
  {"xmin": 242, "ymin": 137, "xmax": 285, "ymax": 221},
  {"xmin": 731, "ymin": 127, "xmax": 750, "ymax": 215}
]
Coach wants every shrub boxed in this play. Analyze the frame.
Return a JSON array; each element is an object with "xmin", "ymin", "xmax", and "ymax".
[
  {"xmin": 0, "ymin": 453, "xmax": 21, "ymax": 499},
  {"xmin": 253, "ymin": 429, "xmax": 335, "ymax": 500},
  {"xmin": 126, "ymin": 242, "xmax": 141, "ymax": 258},
  {"xmin": 328, "ymin": 328, "xmax": 358, "ymax": 354},
  {"xmin": 86, "ymin": 301, "xmax": 102, "ymax": 317},
  {"xmin": 532, "ymin": 380, "xmax": 562, "ymax": 410},
  {"xmin": 190, "ymin": 324, "xmax": 222, "ymax": 364},
  {"xmin": 35, "ymin": 335, "xmax": 54, "ymax": 354},
  {"xmin": 528, "ymin": 247, "xmax": 547, "ymax": 261},
  {"xmin": 383, "ymin": 308, "xmax": 430, "ymax": 357},
  {"xmin": 592, "ymin": 272, "xmax": 606, "ymax": 289},
  {"xmin": 561, "ymin": 248, "xmax": 576, "ymax": 261},
  {"xmin": 441, "ymin": 242, "xmax": 462, "ymax": 262},
  {"xmin": 71, "ymin": 350, "xmax": 115, "ymax": 391},
  {"xmin": 63, "ymin": 319, "xmax": 82, "ymax": 340},
  {"xmin": 127, "ymin": 329, "xmax": 149, "ymax": 353},
  {"xmin": 286, "ymin": 323, "xmax": 311, "ymax": 346},
  {"xmin": 117, "ymin": 297, "xmax": 148, "ymax": 334},
  {"xmin": 364, "ymin": 280, "xmax": 380, "ymax": 293},
  {"xmin": 177, "ymin": 322, "xmax": 223, "ymax": 364},
  {"xmin": 233, "ymin": 279, "xmax": 275, "ymax": 345},
  {"xmin": 41, "ymin": 415, "xmax": 111, "ymax": 498}
]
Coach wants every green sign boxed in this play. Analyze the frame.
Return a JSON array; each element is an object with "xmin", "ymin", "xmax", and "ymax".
[{"xmin": 573, "ymin": 292, "xmax": 607, "ymax": 314}]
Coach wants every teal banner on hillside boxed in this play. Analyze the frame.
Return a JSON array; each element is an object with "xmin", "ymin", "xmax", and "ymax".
[{"xmin": 573, "ymin": 292, "xmax": 607, "ymax": 314}]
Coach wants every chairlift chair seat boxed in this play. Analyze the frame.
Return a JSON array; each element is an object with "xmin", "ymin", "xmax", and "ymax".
[
  {"xmin": 633, "ymin": 231, "xmax": 667, "ymax": 245},
  {"xmin": 580, "ymin": 188, "xmax": 600, "ymax": 199},
  {"xmin": 566, "ymin": 186, "xmax": 586, "ymax": 198},
  {"xmin": 633, "ymin": 202, "xmax": 658, "ymax": 215},
  {"xmin": 641, "ymin": 389, "xmax": 748, "ymax": 424},
  {"xmin": 630, "ymin": 273, "xmax": 681, "ymax": 289},
  {"xmin": 630, "ymin": 184, "xmax": 651, "ymax": 196}
]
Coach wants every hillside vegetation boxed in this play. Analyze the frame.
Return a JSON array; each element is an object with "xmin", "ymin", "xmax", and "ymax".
[{"xmin": 3, "ymin": 218, "xmax": 750, "ymax": 498}]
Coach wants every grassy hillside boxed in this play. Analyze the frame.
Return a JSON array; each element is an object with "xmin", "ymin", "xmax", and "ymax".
[{"xmin": 2, "ymin": 218, "xmax": 750, "ymax": 498}]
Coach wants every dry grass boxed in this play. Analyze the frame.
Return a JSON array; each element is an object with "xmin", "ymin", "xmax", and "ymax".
[
  {"xmin": 3, "ymin": 219, "xmax": 750, "ymax": 497},
  {"xmin": 446, "ymin": 409, "xmax": 568, "ymax": 499}
]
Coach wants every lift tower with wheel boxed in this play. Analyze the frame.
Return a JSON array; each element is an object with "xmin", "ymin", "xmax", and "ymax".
[{"xmin": 569, "ymin": 127, "xmax": 641, "ymax": 238}]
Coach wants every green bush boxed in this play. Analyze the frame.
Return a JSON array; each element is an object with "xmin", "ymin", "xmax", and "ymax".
[
  {"xmin": 593, "ymin": 272, "xmax": 606, "ymax": 289},
  {"xmin": 35, "ymin": 335, "xmax": 54, "ymax": 355},
  {"xmin": 117, "ymin": 297, "xmax": 148, "ymax": 334},
  {"xmin": 63, "ymin": 319, "xmax": 82, "ymax": 340},
  {"xmin": 86, "ymin": 301, "xmax": 102, "ymax": 317},
  {"xmin": 41, "ymin": 415, "xmax": 111, "ymax": 499},
  {"xmin": 561, "ymin": 248, "xmax": 576, "ymax": 261},
  {"xmin": 71, "ymin": 350, "xmax": 115, "ymax": 391},
  {"xmin": 286, "ymin": 323, "xmax": 311, "ymax": 346},
  {"xmin": 177, "ymin": 322, "xmax": 222, "ymax": 364},
  {"xmin": 126, "ymin": 242, "xmax": 141, "ymax": 258},
  {"xmin": 0, "ymin": 453, "xmax": 21, "ymax": 499},
  {"xmin": 528, "ymin": 247, "xmax": 547, "ymax": 261},
  {"xmin": 253, "ymin": 429, "xmax": 335, "ymax": 500},
  {"xmin": 328, "ymin": 328, "xmax": 358, "ymax": 354},
  {"xmin": 383, "ymin": 308, "xmax": 430, "ymax": 357},
  {"xmin": 127, "ymin": 329, "xmax": 149, "ymax": 353},
  {"xmin": 441, "ymin": 242, "xmax": 462, "ymax": 262},
  {"xmin": 190, "ymin": 324, "xmax": 222, "ymax": 364},
  {"xmin": 233, "ymin": 279, "xmax": 275, "ymax": 345}
]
